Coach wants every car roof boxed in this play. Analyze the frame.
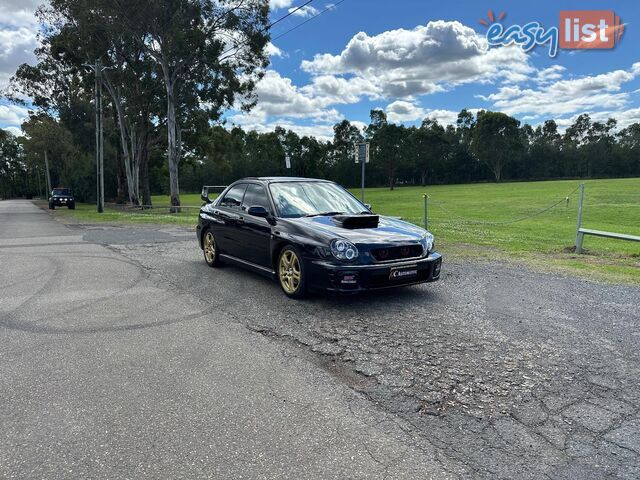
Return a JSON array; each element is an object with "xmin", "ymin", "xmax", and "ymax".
[{"xmin": 237, "ymin": 177, "xmax": 333, "ymax": 184}]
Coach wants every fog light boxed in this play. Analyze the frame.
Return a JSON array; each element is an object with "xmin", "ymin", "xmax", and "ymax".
[{"xmin": 433, "ymin": 260, "xmax": 441, "ymax": 277}]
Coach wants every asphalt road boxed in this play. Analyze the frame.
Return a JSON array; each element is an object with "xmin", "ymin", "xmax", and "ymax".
[{"xmin": 1, "ymin": 200, "xmax": 639, "ymax": 479}]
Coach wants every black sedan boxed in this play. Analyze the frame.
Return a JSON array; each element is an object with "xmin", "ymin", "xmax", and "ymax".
[{"xmin": 196, "ymin": 177, "xmax": 442, "ymax": 298}]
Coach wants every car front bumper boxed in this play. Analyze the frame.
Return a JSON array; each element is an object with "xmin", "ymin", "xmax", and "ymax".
[
  {"xmin": 307, "ymin": 252, "xmax": 442, "ymax": 294},
  {"xmin": 51, "ymin": 198, "xmax": 73, "ymax": 205}
]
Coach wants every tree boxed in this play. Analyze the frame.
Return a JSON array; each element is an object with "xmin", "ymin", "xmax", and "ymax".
[
  {"xmin": 413, "ymin": 119, "xmax": 448, "ymax": 185},
  {"xmin": 10, "ymin": 0, "xmax": 160, "ymax": 206},
  {"xmin": 470, "ymin": 111, "xmax": 522, "ymax": 182},
  {"xmin": 20, "ymin": 112, "xmax": 95, "ymax": 200},
  {"xmin": 616, "ymin": 123, "xmax": 640, "ymax": 176},
  {"xmin": 117, "ymin": 0, "xmax": 270, "ymax": 211},
  {"xmin": 328, "ymin": 120, "xmax": 363, "ymax": 186},
  {"xmin": 0, "ymin": 130, "xmax": 23, "ymax": 199},
  {"xmin": 366, "ymin": 110, "xmax": 407, "ymax": 190}
]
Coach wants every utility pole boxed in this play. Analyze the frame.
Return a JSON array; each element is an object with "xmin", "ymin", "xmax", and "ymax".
[
  {"xmin": 35, "ymin": 164, "xmax": 42, "ymax": 199},
  {"xmin": 85, "ymin": 59, "xmax": 105, "ymax": 213},
  {"xmin": 44, "ymin": 150, "xmax": 52, "ymax": 195}
]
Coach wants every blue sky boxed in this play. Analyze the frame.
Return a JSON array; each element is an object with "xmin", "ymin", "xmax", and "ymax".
[{"xmin": 1, "ymin": 0, "xmax": 639, "ymax": 140}]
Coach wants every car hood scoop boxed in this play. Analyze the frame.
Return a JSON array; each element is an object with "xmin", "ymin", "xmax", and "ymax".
[{"xmin": 331, "ymin": 214, "xmax": 379, "ymax": 229}]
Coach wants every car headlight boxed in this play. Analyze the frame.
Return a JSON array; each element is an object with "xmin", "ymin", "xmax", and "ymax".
[
  {"xmin": 421, "ymin": 232, "xmax": 434, "ymax": 254},
  {"xmin": 330, "ymin": 239, "xmax": 358, "ymax": 261}
]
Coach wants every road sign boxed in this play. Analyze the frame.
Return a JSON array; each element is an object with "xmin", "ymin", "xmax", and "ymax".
[
  {"xmin": 285, "ymin": 156, "xmax": 291, "ymax": 169},
  {"xmin": 355, "ymin": 143, "xmax": 369, "ymax": 164}
]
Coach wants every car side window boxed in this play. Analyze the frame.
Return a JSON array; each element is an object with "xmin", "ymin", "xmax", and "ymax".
[
  {"xmin": 219, "ymin": 184, "xmax": 247, "ymax": 209},
  {"xmin": 242, "ymin": 184, "xmax": 271, "ymax": 213}
]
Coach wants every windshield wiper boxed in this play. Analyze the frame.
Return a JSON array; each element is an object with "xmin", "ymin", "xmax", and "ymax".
[{"xmin": 304, "ymin": 211, "xmax": 345, "ymax": 217}]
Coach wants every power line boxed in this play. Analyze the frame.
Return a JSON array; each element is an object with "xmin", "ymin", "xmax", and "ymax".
[
  {"xmin": 272, "ymin": 0, "xmax": 347, "ymax": 41},
  {"xmin": 268, "ymin": 0, "xmax": 315, "ymax": 29},
  {"xmin": 221, "ymin": 0, "xmax": 318, "ymax": 58}
]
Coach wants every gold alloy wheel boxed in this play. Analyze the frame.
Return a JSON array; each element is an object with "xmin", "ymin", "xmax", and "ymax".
[
  {"xmin": 204, "ymin": 232, "xmax": 216, "ymax": 263},
  {"xmin": 279, "ymin": 249, "xmax": 301, "ymax": 294}
]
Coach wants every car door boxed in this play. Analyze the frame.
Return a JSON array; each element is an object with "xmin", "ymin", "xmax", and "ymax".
[
  {"xmin": 238, "ymin": 183, "xmax": 273, "ymax": 268},
  {"xmin": 213, "ymin": 183, "xmax": 247, "ymax": 257}
]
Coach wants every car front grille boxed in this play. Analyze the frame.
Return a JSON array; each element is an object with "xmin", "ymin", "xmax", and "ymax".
[{"xmin": 371, "ymin": 244, "xmax": 423, "ymax": 262}]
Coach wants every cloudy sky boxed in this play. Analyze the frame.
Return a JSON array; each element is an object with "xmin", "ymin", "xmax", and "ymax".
[{"xmin": 1, "ymin": 0, "xmax": 639, "ymax": 140}]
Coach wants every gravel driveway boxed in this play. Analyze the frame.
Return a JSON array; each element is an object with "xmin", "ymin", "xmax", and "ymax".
[{"xmin": 96, "ymin": 223, "xmax": 640, "ymax": 479}]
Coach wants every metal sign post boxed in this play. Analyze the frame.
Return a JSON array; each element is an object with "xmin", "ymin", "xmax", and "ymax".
[
  {"xmin": 423, "ymin": 193, "xmax": 428, "ymax": 230},
  {"xmin": 285, "ymin": 155, "xmax": 291, "ymax": 170},
  {"xmin": 575, "ymin": 183, "xmax": 585, "ymax": 249},
  {"xmin": 354, "ymin": 142, "xmax": 369, "ymax": 202}
]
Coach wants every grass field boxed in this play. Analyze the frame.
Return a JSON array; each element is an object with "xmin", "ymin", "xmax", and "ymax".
[{"xmin": 46, "ymin": 178, "xmax": 640, "ymax": 284}]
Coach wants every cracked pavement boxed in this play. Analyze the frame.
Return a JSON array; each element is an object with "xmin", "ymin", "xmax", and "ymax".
[
  {"xmin": 2, "ymin": 200, "xmax": 639, "ymax": 478},
  {"xmin": 108, "ymin": 226, "xmax": 640, "ymax": 479}
]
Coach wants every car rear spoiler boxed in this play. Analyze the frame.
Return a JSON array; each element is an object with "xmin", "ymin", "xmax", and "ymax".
[{"xmin": 201, "ymin": 185, "xmax": 228, "ymax": 203}]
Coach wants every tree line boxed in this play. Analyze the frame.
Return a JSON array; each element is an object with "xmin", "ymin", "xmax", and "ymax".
[
  {"xmin": 1, "ymin": 0, "xmax": 639, "ymax": 203},
  {"xmin": 3, "ymin": 106, "xmax": 640, "ymax": 202}
]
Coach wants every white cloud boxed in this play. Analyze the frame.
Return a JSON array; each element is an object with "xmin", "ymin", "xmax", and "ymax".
[
  {"xmin": 422, "ymin": 109, "xmax": 479, "ymax": 126},
  {"xmin": 232, "ymin": 118, "xmax": 336, "ymax": 142},
  {"xmin": 0, "ymin": 104, "xmax": 29, "ymax": 126},
  {"xmin": 269, "ymin": 0, "xmax": 294, "ymax": 10},
  {"xmin": 480, "ymin": 63, "xmax": 640, "ymax": 117},
  {"xmin": 300, "ymin": 75, "xmax": 381, "ymax": 104},
  {"xmin": 265, "ymin": 42, "xmax": 286, "ymax": 58},
  {"xmin": 288, "ymin": 5, "xmax": 319, "ymax": 18},
  {"xmin": 386, "ymin": 104, "xmax": 479, "ymax": 126},
  {"xmin": 229, "ymin": 70, "xmax": 344, "ymax": 137},
  {"xmin": 555, "ymin": 108, "xmax": 640, "ymax": 131},
  {"xmin": 0, "ymin": 0, "xmax": 40, "ymax": 28},
  {"xmin": 386, "ymin": 100, "xmax": 426, "ymax": 123},
  {"xmin": 534, "ymin": 65, "xmax": 566, "ymax": 84},
  {"xmin": 2, "ymin": 126, "xmax": 23, "ymax": 136},
  {"xmin": 0, "ymin": 26, "xmax": 38, "ymax": 89},
  {"xmin": 301, "ymin": 20, "xmax": 533, "ymax": 99}
]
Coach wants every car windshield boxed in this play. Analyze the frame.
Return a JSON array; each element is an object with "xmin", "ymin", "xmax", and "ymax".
[
  {"xmin": 269, "ymin": 181, "xmax": 367, "ymax": 218},
  {"xmin": 53, "ymin": 188, "xmax": 71, "ymax": 196}
]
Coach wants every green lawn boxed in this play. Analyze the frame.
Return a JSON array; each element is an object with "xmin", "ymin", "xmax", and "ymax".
[{"xmin": 46, "ymin": 178, "xmax": 640, "ymax": 284}]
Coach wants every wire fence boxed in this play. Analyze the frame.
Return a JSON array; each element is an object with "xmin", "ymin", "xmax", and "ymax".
[
  {"xmin": 103, "ymin": 185, "xmax": 584, "ymax": 227},
  {"xmin": 424, "ymin": 185, "xmax": 581, "ymax": 226}
]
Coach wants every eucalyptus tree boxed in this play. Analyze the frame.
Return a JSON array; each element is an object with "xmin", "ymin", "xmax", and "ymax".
[
  {"xmin": 470, "ymin": 110, "xmax": 522, "ymax": 182},
  {"xmin": 329, "ymin": 119, "xmax": 364, "ymax": 186},
  {"xmin": 11, "ymin": 0, "xmax": 165, "ymax": 206},
  {"xmin": 414, "ymin": 119, "xmax": 448, "ymax": 185},
  {"xmin": 114, "ymin": 0, "xmax": 271, "ymax": 210}
]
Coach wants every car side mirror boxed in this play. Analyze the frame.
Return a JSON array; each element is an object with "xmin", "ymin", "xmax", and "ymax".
[
  {"xmin": 201, "ymin": 186, "xmax": 211, "ymax": 203},
  {"xmin": 248, "ymin": 205, "xmax": 270, "ymax": 218}
]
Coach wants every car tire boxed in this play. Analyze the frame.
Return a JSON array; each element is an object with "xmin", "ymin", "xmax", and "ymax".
[
  {"xmin": 68, "ymin": 203, "xmax": 75, "ymax": 210},
  {"xmin": 49, "ymin": 203, "xmax": 55, "ymax": 210},
  {"xmin": 203, "ymin": 229, "xmax": 222, "ymax": 268},
  {"xmin": 277, "ymin": 245, "xmax": 307, "ymax": 299}
]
